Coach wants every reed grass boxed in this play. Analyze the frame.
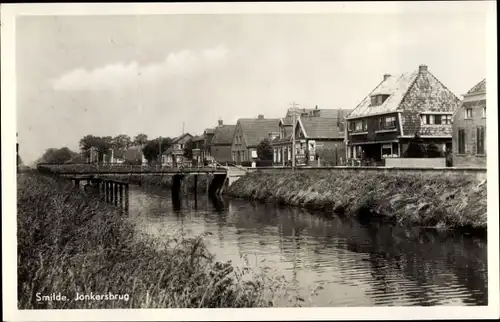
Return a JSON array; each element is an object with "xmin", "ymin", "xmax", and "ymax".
[
  {"xmin": 225, "ymin": 171, "xmax": 487, "ymax": 232},
  {"xmin": 17, "ymin": 173, "xmax": 285, "ymax": 309}
]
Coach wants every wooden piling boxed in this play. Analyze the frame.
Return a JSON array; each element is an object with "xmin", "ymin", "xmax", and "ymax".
[
  {"xmin": 114, "ymin": 182, "xmax": 118, "ymax": 206},
  {"xmin": 119, "ymin": 183, "xmax": 123, "ymax": 208}
]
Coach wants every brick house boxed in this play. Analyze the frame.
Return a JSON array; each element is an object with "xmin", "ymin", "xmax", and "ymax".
[
  {"xmin": 231, "ymin": 115, "xmax": 280, "ymax": 164},
  {"xmin": 346, "ymin": 64, "xmax": 461, "ymax": 164},
  {"xmin": 210, "ymin": 122, "xmax": 236, "ymax": 164},
  {"xmin": 162, "ymin": 133, "xmax": 193, "ymax": 166},
  {"xmin": 294, "ymin": 117, "xmax": 346, "ymax": 166},
  {"xmin": 452, "ymin": 79, "xmax": 486, "ymax": 167}
]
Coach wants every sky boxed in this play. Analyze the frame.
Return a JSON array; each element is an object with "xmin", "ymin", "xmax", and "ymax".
[{"xmin": 16, "ymin": 6, "xmax": 490, "ymax": 165}]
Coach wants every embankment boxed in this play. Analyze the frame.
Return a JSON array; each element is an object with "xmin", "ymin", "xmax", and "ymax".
[
  {"xmin": 224, "ymin": 170, "xmax": 487, "ymax": 232},
  {"xmin": 17, "ymin": 173, "xmax": 281, "ymax": 309}
]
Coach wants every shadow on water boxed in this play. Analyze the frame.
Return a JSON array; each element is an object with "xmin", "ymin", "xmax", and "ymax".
[{"xmin": 128, "ymin": 185, "xmax": 488, "ymax": 307}]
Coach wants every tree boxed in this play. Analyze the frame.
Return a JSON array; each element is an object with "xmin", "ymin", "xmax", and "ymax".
[
  {"xmin": 403, "ymin": 133, "xmax": 426, "ymax": 158},
  {"xmin": 183, "ymin": 139, "xmax": 196, "ymax": 160},
  {"xmin": 257, "ymin": 138, "xmax": 273, "ymax": 161},
  {"xmin": 36, "ymin": 147, "xmax": 78, "ymax": 164},
  {"xmin": 78, "ymin": 135, "xmax": 113, "ymax": 162},
  {"xmin": 142, "ymin": 137, "xmax": 172, "ymax": 163},
  {"xmin": 133, "ymin": 133, "xmax": 148, "ymax": 147},
  {"xmin": 112, "ymin": 134, "xmax": 132, "ymax": 150}
]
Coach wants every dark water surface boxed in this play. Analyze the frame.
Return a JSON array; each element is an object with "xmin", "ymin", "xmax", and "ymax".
[{"xmin": 127, "ymin": 185, "xmax": 487, "ymax": 307}]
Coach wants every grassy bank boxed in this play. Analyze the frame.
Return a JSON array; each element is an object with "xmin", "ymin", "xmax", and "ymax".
[
  {"xmin": 225, "ymin": 171, "xmax": 487, "ymax": 232},
  {"xmin": 17, "ymin": 173, "xmax": 285, "ymax": 309}
]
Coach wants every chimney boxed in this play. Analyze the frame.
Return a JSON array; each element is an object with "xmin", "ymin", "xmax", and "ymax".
[
  {"xmin": 419, "ymin": 64, "xmax": 428, "ymax": 73},
  {"xmin": 383, "ymin": 74, "xmax": 391, "ymax": 81},
  {"xmin": 218, "ymin": 119, "xmax": 223, "ymax": 126},
  {"xmin": 257, "ymin": 114, "xmax": 264, "ymax": 119}
]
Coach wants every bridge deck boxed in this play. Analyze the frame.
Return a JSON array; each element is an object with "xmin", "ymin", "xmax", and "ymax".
[{"xmin": 38, "ymin": 164, "xmax": 228, "ymax": 175}]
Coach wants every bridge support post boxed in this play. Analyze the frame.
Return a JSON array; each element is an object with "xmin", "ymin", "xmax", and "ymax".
[
  {"xmin": 114, "ymin": 182, "xmax": 118, "ymax": 206},
  {"xmin": 172, "ymin": 174, "xmax": 182, "ymax": 199},
  {"xmin": 208, "ymin": 174, "xmax": 226, "ymax": 197},
  {"xmin": 119, "ymin": 183, "xmax": 123, "ymax": 209},
  {"xmin": 194, "ymin": 175, "xmax": 198, "ymax": 195},
  {"xmin": 74, "ymin": 179, "xmax": 80, "ymax": 189},
  {"xmin": 124, "ymin": 183, "xmax": 129, "ymax": 214}
]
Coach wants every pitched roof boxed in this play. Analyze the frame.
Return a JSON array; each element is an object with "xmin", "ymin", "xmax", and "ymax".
[
  {"xmin": 192, "ymin": 135, "xmax": 205, "ymax": 142},
  {"xmin": 349, "ymin": 66, "xmax": 461, "ymax": 127},
  {"xmin": 204, "ymin": 128, "xmax": 215, "ymax": 134},
  {"xmin": 172, "ymin": 133, "xmax": 192, "ymax": 143},
  {"xmin": 238, "ymin": 118, "xmax": 280, "ymax": 147},
  {"xmin": 348, "ymin": 72, "xmax": 418, "ymax": 118},
  {"xmin": 466, "ymin": 79, "xmax": 486, "ymax": 95},
  {"xmin": 162, "ymin": 147, "xmax": 173, "ymax": 156},
  {"xmin": 298, "ymin": 117, "xmax": 344, "ymax": 139},
  {"xmin": 280, "ymin": 117, "xmax": 293, "ymax": 126},
  {"xmin": 211, "ymin": 125, "xmax": 236, "ymax": 145}
]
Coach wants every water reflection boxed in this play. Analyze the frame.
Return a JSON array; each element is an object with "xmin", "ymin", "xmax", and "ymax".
[{"xmin": 127, "ymin": 185, "xmax": 487, "ymax": 307}]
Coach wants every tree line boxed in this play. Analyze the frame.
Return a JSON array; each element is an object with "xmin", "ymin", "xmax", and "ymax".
[{"xmin": 35, "ymin": 133, "xmax": 200, "ymax": 165}]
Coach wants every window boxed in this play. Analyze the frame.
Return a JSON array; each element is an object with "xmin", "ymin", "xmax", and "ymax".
[
  {"xmin": 370, "ymin": 94, "xmax": 389, "ymax": 106},
  {"xmin": 421, "ymin": 114, "xmax": 452, "ymax": 125},
  {"xmin": 362, "ymin": 119, "xmax": 368, "ymax": 131},
  {"xmin": 381, "ymin": 144, "xmax": 393, "ymax": 158},
  {"xmin": 349, "ymin": 121, "xmax": 355, "ymax": 131},
  {"xmin": 383, "ymin": 116, "xmax": 397, "ymax": 129},
  {"xmin": 465, "ymin": 108, "xmax": 473, "ymax": 119},
  {"xmin": 355, "ymin": 120, "xmax": 363, "ymax": 131},
  {"xmin": 477, "ymin": 126, "xmax": 485, "ymax": 154},
  {"xmin": 458, "ymin": 129, "xmax": 466, "ymax": 154}
]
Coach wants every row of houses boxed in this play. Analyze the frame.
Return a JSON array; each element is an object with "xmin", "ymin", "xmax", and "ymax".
[
  {"xmin": 74, "ymin": 64, "xmax": 486, "ymax": 168},
  {"xmin": 164, "ymin": 64, "xmax": 486, "ymax": 168}
]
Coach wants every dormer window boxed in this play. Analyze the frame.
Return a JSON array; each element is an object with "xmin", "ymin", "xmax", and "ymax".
[{"xmin": 370, "ymin": 94, "xmax": 390, "ymax": 106}]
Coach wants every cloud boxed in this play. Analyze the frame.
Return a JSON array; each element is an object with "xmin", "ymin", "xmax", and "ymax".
[{"xmin": 51, "ymin": 45, "xmax": 228, "ymax": 91}]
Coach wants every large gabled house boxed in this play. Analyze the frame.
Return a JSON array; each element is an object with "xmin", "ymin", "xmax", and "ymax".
[
  {"xmin": 345, "ymin": 64, "xmax": 461, "ymax": 164},
  {"xmin": 162, "ymin": 133, "xmax": 193, "ymax": 166},
  {"xmin": 231, "ymin": 115, "xmax": 280, "ymax": 164},
  {"xmin": 210, "ymin": 122, "xmax": 236, "ymax": 164},
  {"xmin": 452, "ymin": 79, "xmax": 487, "ymax": 167},
  {"xmin": 294, "ymin": 117, "xmax": 346, "ymax": 166}
]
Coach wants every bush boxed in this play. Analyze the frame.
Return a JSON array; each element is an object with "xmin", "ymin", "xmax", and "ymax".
[{"xmin": 240, "ymin": 161, "xmax": 252, "ymax": 167}]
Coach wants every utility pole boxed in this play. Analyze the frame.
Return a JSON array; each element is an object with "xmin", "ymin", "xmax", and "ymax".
[
  {"xmin": 290, "ymin": 102, "xmax": 299, "ymax": 170},
  {"xmin": 158, "ymin": 136, "xmax": 162, "ymax": 165}
]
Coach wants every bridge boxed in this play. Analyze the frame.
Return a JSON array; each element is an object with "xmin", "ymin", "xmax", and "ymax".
[{"xmin": 36, "ymin": 163, "xmax": 247, "ymax": 199}]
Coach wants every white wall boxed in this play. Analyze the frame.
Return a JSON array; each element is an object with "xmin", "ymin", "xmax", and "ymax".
[{"xmin": 385, "ymin": 158, "xmax": 446, "ymax": 168}]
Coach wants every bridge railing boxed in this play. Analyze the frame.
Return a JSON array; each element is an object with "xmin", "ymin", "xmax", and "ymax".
[{"xmin": 36, "ymin": 162, "xmax": 227, "ymax": 174}]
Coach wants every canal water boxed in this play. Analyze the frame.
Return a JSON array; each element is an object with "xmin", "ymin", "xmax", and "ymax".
[{"xmin": 127, "ymin": 184, "xmax": 487, "ymax": 307}]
